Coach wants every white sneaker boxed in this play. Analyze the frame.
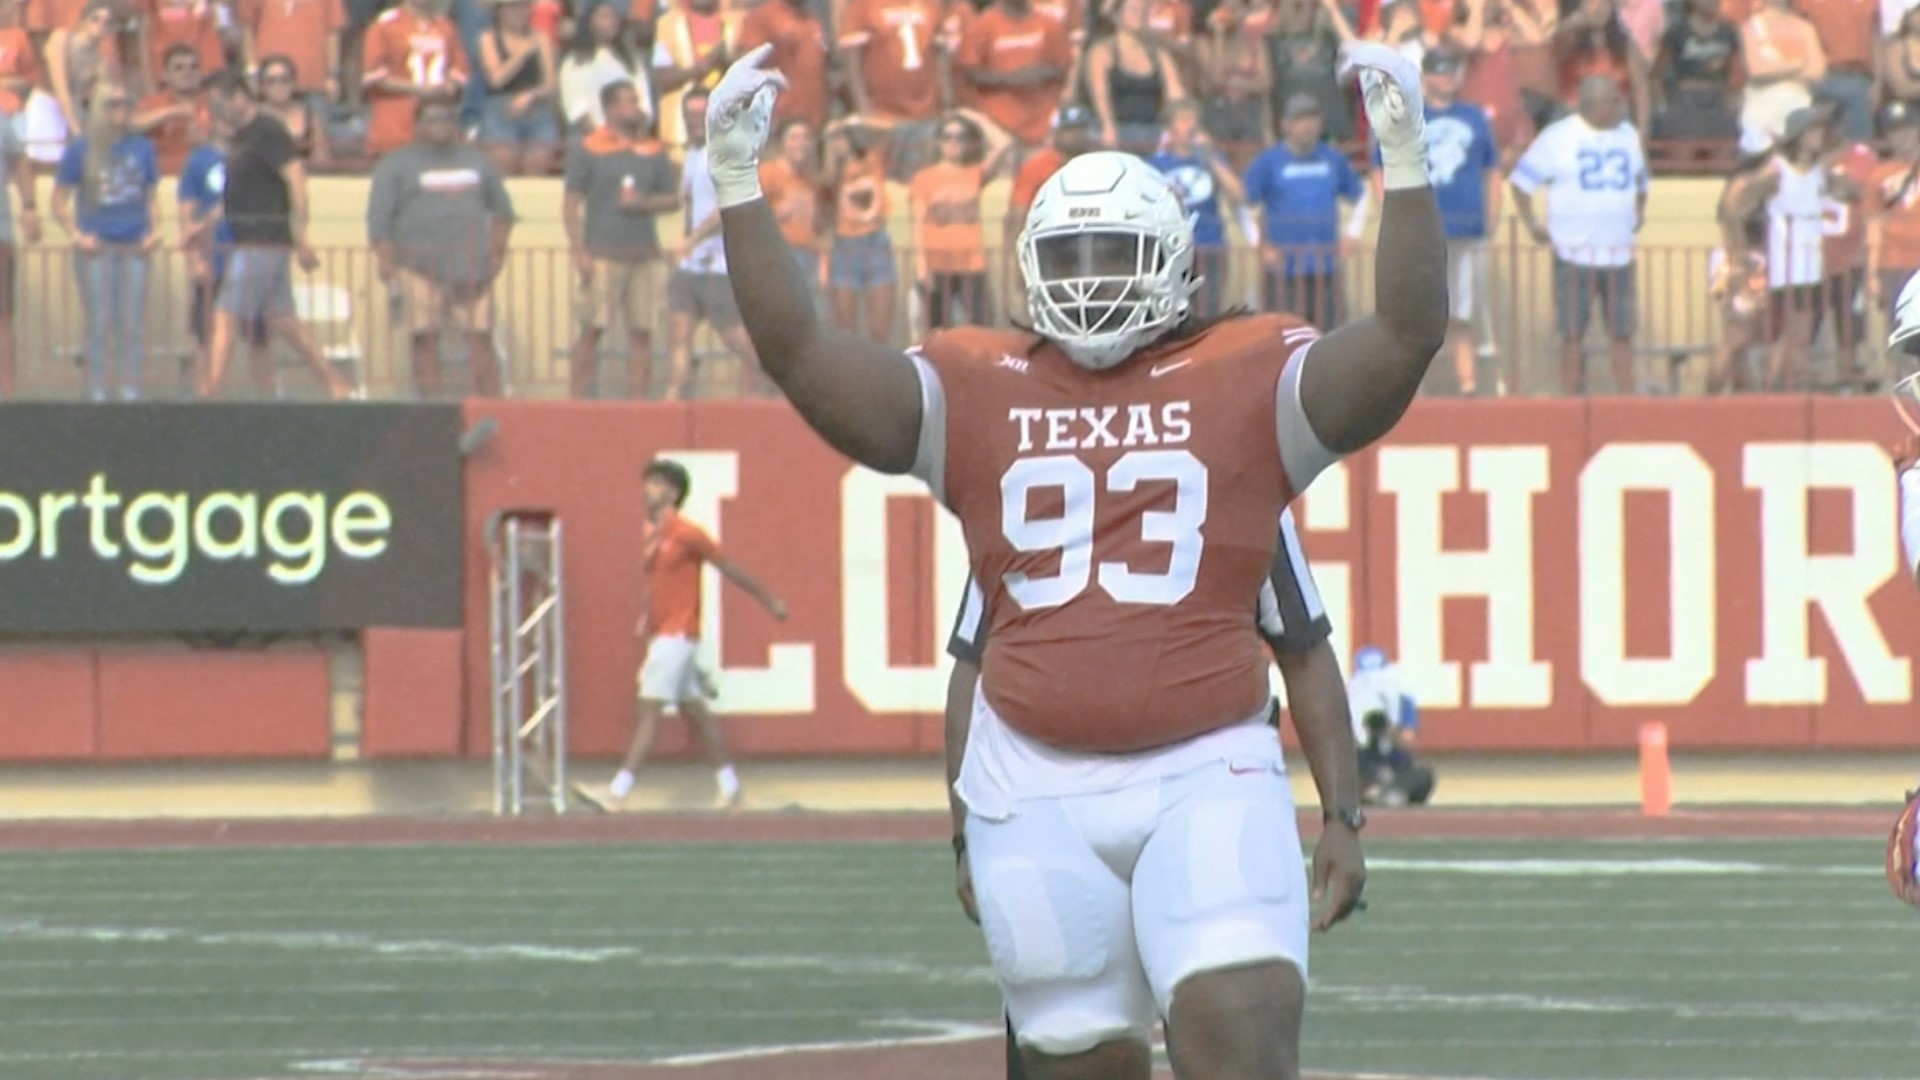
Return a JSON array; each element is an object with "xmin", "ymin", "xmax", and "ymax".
[{"xmin": 608, "ymin": 770, "xmax": 635, "ymax": 802}]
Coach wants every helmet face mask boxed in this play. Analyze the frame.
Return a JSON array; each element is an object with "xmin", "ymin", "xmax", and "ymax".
[{"xmin": 1018, "ymin": 152, "xmax": 1199, "ymax": 371}]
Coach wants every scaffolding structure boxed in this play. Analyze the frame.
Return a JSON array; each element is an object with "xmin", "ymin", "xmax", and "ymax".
[{"xmin": 487, "ymin": 511, "xmax": 570, "ymax": 815}]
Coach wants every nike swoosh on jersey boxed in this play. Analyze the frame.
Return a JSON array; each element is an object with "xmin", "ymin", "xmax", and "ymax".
[{"xmin": 1150, "ymin": 358, "xmax": 1193, "ymax": 377}]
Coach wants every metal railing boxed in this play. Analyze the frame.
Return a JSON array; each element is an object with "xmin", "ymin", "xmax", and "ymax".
[{"xmin": 0, "ymin": 231, "xmax": 1896, "ymax": 401}]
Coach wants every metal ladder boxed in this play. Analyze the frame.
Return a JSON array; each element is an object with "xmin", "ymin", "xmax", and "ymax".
[{"xmin": 487, "ymin": 510, "xmax": 570, "ymax": 816}]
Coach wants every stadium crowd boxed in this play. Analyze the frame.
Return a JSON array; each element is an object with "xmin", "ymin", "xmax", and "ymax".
[{"xmin": 3, "ymin": 0, "xmax": 1920, "ymax": 399}]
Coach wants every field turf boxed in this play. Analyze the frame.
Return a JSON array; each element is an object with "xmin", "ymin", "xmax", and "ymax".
[{"xmin": 0, "ymin": 833, "xmax": 1913, "ymax": 1080}]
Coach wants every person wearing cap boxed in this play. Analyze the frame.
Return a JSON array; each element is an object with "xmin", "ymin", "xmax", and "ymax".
[
  {"xmin": 1242, "ymin": 90, "xmax": 1364, "ymax": 330},
  {"xmin": 1510, "ymin": 74, "xmax": 1647, "ymax": 394},
  {"xmin": 1384, "ymin": 44, "xmax": 1500, "ymax": 394},
  {"xmin": 1720, "ymin": 104, "xmax": 1830, "ymax": 389},
  {"xmin": 1870, "ymin": 102, "xmax": 1920, "ymax": 348},
  {"xmin": 1002, "ymin": 104, "xmax": 1097, "ymax": 315}
]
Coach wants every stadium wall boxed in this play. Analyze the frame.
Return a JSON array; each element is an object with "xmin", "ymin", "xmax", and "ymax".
[{"xmin": 451, "ymin": 394, "xmax": 1920, "ymax": 762}]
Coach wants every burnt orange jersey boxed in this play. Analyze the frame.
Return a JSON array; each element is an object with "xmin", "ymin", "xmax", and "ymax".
[
  {"xmin": 956, "ymin": 6, "xmax": 1072, "ymax": 146},
  {"xmin": 1031, "ymin": 0, "xmax": 1086, "ymax": 44},
  {"xmin": 737, "ymin": 0, "xmax": 829, "ymax": 131},
  {"xmin": 641, "ymin": 511, "xmax": 721, "ymax": 640},
  {"xmin": 839, "ymin": 0, "xmax": 947, "ymax": 119},
  {"xmin": 912, "ymin": 313, "xmax": 1321, "ymax": 752},
  {"xmin": 362, "ymin": 8, "xmax": 468, "ymax": 155}
]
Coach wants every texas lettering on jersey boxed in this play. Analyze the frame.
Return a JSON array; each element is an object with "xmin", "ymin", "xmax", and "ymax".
[{"xmin": 910, "ymin": 314, "xmax": 1319, "ymax": 752}]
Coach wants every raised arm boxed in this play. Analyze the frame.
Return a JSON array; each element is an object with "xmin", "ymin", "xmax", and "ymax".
[
  {"xmin": 1293, "ymin": 43, "xmax": 1447, "ymax": 454},
  {"xmin": 709, "ymin": 46, "xmax": 925, "ymax": 474}
]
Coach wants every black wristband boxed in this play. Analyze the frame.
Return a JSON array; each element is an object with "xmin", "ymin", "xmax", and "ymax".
[{"xmin": 951, "ymin": 833, "xmax": 967, "ymax": 858}]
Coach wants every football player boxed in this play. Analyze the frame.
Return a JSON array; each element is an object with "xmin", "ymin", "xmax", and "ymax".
[
  {"xmin": 1883, "ymin": 278, "xmax": 1920, "ymax": 908},
  {"xmin": 707, "ymin": 39, "xmax": 1446, "ymax": 1080},
  {"xmin": 946, "ymin": 506, "xmax": 1361, "ymax": 1078}
]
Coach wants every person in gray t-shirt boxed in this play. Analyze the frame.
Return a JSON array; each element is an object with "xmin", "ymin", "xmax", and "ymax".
[
  {"xmin": 368, "ymin": 98, "xmax": 518, "ymax": 398},
  {"xmin": 0, "ymin": 110, "xmax": 43, "ymax": 401},
  {"xmin": 564, "ymin": 79, "xmax": 680, "ymax": 398}
]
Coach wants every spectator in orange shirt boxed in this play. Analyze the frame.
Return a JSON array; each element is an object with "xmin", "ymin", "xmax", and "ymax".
[
  {"xmin": 143, "ymin": 0, "xmax": 222, "ymax": 87},
  {"xmin": 839, "ymin": 0, "xmax": 956, "ymax": 177},
  {"xmin": 611, "ymin": 458, "xmax": 788, "ymax": 810},
  {"xmin": 737, "ymin": 0, "xmax": 827, "ymax": 130},
  {"xmin": 0, "ymin": 0, "xmax": 41, "ymax": 122},
  {"xmin": 956, "ymin": 0, "xmax": 1072, "ymax": 148},
  {"xmin": 760, "ymin": 117, "xmax": 828, "ymax": 292},
  {"xmin": 236, "ymin": 0, "xmax": 346, "ymax": 104},
  {"xmin": 1739, "ymin": 0, "xmax": 1824, "ymax": 151},
  {"xmin": 361, "ymin": 0, "xmax": 469, "ymax": 156},
  {"xmin": 131, "ymin": 42, "xmax": 205, "ymax": 174},
  {"xmin": 840, "ymin": 0, "xmax": 951, "ymax": 122},
  {"xmin": 1003, "ymin": 102, "xmax": 1093, "ymax": 250},
  {"xmin": 909, "ymin": 111, "xmax": 1012, "ymax": 328},
  {"xmin": 823, "ymin": 115, "xmax": 898, "ymax": 343}
]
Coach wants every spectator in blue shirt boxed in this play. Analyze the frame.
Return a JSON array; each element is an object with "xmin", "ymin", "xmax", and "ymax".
[
  {"xmin": 178, "ymin": 114, "xmax": 271, "ymax": 400},
  {"xmin": 1148, "ymin": 100, "xmax": 1246, "ymax": 319},
  {"xmin": 1242, "ymin": 92, "xmax": 1363, "ymax": 329},
  {"xmin": 1409, "ymin": 45, "xmax": 1501, "ymax": 394},
  {"xmin": 51, "ymin": 83, "xmax": 158, "ymax": 403}
]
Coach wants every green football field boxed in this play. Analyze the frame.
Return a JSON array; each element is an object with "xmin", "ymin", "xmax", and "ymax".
[{"xmin": 0, "ymin": 836, "xmax": 1914, "ymax": 1080}]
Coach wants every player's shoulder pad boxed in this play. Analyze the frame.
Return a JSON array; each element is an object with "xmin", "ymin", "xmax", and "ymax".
[
  {"xmin": 1182, "ymin": 312, "xmax": 1321, "ymax": 369},
  {"xmin": 908, "ymin": 326, "xmax": 1045, "ymax": 373}
]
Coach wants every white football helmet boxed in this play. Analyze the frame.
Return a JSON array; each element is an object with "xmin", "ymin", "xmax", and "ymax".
[
  {"xmin": 1893, "ymin": 270, "xmax": 1920, "ymax": 355},
  {"xmin": 1017, "ymin": 151, "xmax": 1199, "ymax": 371}
]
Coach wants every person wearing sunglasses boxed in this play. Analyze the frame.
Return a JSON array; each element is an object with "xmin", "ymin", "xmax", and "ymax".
[{"xmin": 51, "ymin": 80, "xmax": 158, "ymax": 401}]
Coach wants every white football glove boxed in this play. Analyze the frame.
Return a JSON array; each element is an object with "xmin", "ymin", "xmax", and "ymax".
[
  {"xmin": 1340, "ymin": 41, "xmax": 1428, "ymax": 192},
  {"xmin": 706, "ymin": 43, "xmax": 787, "ymax": 209}
]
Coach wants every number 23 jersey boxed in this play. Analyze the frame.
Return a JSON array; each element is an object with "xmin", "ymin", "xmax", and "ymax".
[{"xmin": 907, "ymin": 313, "xmax": 1334, "ymax": 753}]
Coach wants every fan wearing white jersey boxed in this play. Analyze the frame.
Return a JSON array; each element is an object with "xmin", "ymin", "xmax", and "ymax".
[
  {"xmin": 704, "ymin": 40, "xmax": 1448, "ymax": 1080},
  {"xmin": 1509, "ymin": 75, "xmax": 1649, "ymax": 395}
]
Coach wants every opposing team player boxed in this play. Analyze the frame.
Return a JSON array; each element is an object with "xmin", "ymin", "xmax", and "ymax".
[
  {"xmin": 708, "ymin": 37, "xmax": 1446, "ymax": 1080},
  {"xmin": 947, "ymin": 507, "xmax": 1365, "ymax": 1078},
  {"xmin": 1882, "ymin": 280, "xmax": 1920, "ymax": 907}
]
